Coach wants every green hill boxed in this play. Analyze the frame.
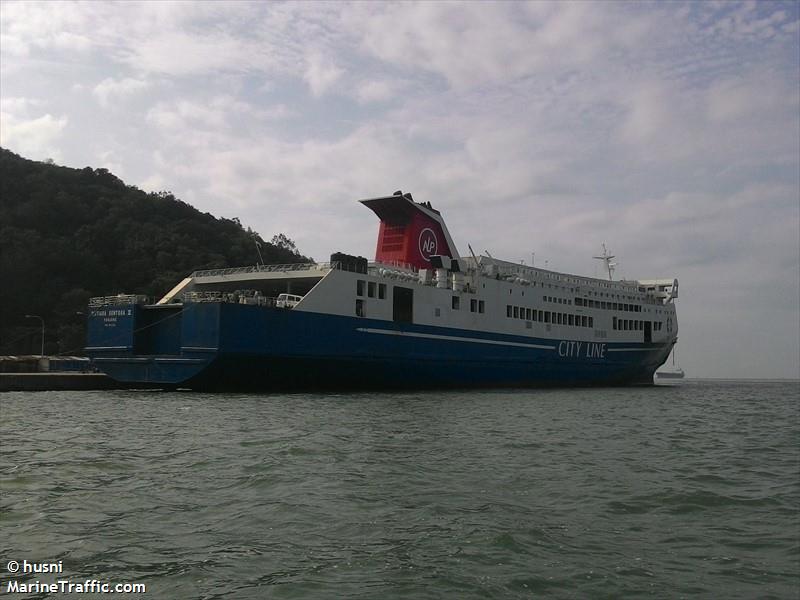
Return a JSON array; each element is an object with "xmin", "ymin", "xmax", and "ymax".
[{"xmin": 0, "ymin": 148, "xmax": 309, "ymax": 356}]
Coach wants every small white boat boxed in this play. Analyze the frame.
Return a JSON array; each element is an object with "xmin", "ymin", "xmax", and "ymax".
[{"xmin": 656, "ymin": 346, "xmax": 684, "ymax": 379}]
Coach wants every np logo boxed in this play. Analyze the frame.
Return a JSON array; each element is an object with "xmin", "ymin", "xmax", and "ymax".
[{"xmin": 418, "ymin": 228, "xmax": 438, "ymax": 261}]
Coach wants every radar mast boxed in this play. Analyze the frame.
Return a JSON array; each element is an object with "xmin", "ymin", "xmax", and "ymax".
[{"xmin": 593, "ymin": 244, "xmax": 617, "ymax": 281}]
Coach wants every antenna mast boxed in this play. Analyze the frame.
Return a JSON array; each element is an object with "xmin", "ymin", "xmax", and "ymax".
[
  {"xmin": 593, "ymin": 244, "xmax": 617, "ymax": 281},
  {"xmin": 467, "ymin": 244, "xmax": 480, "ymax": 268},
  {"xmin": 253, "ymin": 233, "xmax": 265, "ymax": 266}
]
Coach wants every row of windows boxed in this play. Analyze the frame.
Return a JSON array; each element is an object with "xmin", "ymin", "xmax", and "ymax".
[
  {"xmin": 575, "ymin": 297, "xmax": 642, "ymax": 313},
  {"xmin": 356, "ymin": 280, "xmax": 388, "ymax": 317},
  {"xmin": 611, "ymin": 318, "xmax": 664, "ymax": 331},
  {"xmin": 584, "ymin": 289, "xmax": 643, "ymax": 301},
  {"xmin": 543, "ymin": 295, "xmax": 572, "ymax": 306},
  {"xmin": 449, "ymin": 296, "xmax": 485, "ymax": 313},
  {"xmin": 354, "ymin": 278, "xmax": 663, "ymax": 326},
  {"xmin": 507, "ymin": 305, "xmax": 594, "ymax": 328},
  {"xmin": 356, "ymin": 280, "xmax": 387, "ymax": 299},
  {"xmin": 503, "ymin": 270, "xmax": 639, "ymax": 296}
]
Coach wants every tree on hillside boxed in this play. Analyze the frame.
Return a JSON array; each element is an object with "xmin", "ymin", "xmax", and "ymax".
[
  {"xmin": 0, "ymin": 148, "xmax": 310, "ymax": 355},
  {"xmin": 270, "ymin": 233, "xmax": 301, "ymax": 256}
]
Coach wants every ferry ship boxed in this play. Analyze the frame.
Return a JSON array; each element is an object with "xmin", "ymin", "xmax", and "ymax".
[{"xmin": 85, "ymin": 192, "xmax": 679, "ymax": 390}]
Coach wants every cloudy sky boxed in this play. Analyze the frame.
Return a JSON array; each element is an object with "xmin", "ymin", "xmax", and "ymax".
[{"xmin": 1, "ymin": 1, "xmax": 798, "ymax": 378}]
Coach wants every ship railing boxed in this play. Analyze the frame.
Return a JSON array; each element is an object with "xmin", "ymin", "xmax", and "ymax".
[
  {"xmin": 89, "ymin": 294, "xmax": 150, "ymax": 307},
  {"xmin": 182, "ymin": 291, "xmax": 280, "ymax": 306},
  {"xmin": 371, "ymin": 260, "xmax": 418, "ymax": 273},
  {"xmin": 192, "ymin": 262, "xmax": 332, "ymax": 278}
]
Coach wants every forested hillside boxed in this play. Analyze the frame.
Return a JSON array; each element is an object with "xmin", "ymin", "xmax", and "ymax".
[{"xmin": 0, "ymin": 148, "xmax": 308, "ymax": 355}]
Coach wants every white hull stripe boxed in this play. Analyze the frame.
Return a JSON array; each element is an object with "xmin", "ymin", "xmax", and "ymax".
[
  {"xmin": 607, "ymin": 347, "xmax": 652, "ymax": 352},
  {"xmin": 356, "ymin": 327, "xmax": 556, "ymax": 350},
  {"xmin": 84, "ymin": 346, "xmax": 132, "ymax": 350}
]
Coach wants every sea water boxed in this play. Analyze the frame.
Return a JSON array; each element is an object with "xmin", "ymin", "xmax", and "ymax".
[{"xmin": 1, "ymin": 380, "xmax": 798, "ymax": 598}]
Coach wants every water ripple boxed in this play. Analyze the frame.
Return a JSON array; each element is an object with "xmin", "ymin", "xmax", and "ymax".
[{"xmin": 1, "ymin": 381, "xmax": 798, "ymax": 598}]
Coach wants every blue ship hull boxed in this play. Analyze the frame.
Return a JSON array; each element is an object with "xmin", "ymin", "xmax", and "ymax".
[{"xmin": 86, "ymin": 302, "xmax": 669, "ymax": 391}]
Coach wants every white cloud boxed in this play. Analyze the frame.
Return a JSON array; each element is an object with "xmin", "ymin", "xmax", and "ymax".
[
  {"xmin": 51, "ymin": 30, "xmax": 92, "ymax": 51},
  {"xmin": 0, "ymin": 0, "xmax": 98, "ymax": 61},
  {"xmin": 146, "ymin": 100, "xmax": 227, "ymax": 130},
  {"xmin": 0, "ymin": 96, "xmax": 43, "ymax": 113},
  {"xmin": 258, "ymin": 104, "xmax": 297, "ymax": 120},
  {"xmin": 120, "ymin": 31, "xmax": 259, "ymax": 76},
  {"xmin": 355, "ymin": 80, "xmax": 400, "ymax": 104},
  {"xmin": 705, "ymin": 72, "xmax": 797, "ymax": 122},
  {"xmin": 139, "ymin": 173, "xmax": 167, "ymax": 192},
  {"xmin": 207, "ymin": 95, "xmax": 296, "ymax": 121},
  {"xmin": 144, "ymin": 95, "xmax": 294, "ymax": 133},
  {"xmin": 96, "ymin": 149, "xmax": 125, "ymax": 177},
  {"xmin": 0, "ymin": 112, "xmax": 68, "ymax": 161},
  {"xmin": 92, "ymin": 77, "xmax": 149, "ymax": 108},
  {"xmin": 619, "ymin": 81, "xmax": 676, "ymax": 144},
  {"xmin": 345, "ymin": 2, "xmax": 656, "ymax": 89},
  {"xmin": 303, "ymin": 51, "xmax": 343, "ymax": 96},
  {"xmin": 701, "ymin": 1, "xmax": 795, "ymax": 40}
]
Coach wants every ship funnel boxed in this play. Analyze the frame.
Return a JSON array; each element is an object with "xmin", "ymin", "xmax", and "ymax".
[{"xmin": 360, "ymin": 193, "xmax": 459, "ymax": 270}]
